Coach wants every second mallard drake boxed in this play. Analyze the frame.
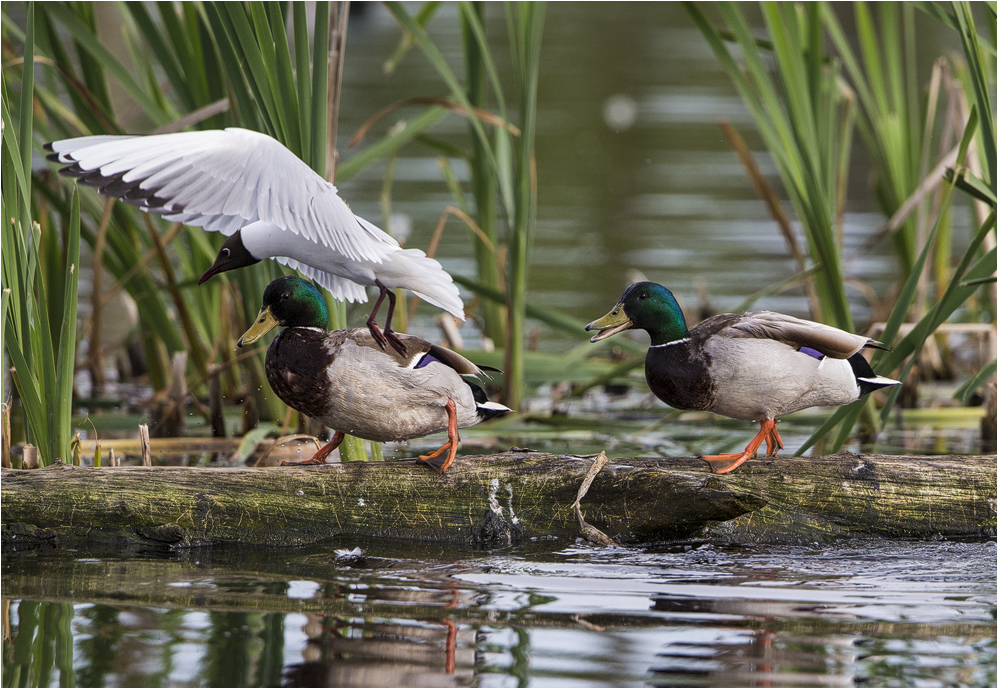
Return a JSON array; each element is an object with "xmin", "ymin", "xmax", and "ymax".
[
  {"xmin": 239, "ymin": 276, "xmax": 510, "ymax": 473},
  {"xmin": 586, "ymin": 281, "xmax": 900, "ymax": 473}
]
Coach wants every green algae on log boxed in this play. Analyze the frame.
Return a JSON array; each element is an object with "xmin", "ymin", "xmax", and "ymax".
[{"xmin": 2, "ymin": 452, "xmax": 995, "ymax": 549}]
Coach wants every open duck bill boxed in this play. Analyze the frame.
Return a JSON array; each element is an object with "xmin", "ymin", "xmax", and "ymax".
[
  {"xmin": 238, "ymin": 307, "xmax": 280, "ymax": 347},
  {"xmin": 585, "ymin": 305, "xmax": 633, "ymax": 342}
]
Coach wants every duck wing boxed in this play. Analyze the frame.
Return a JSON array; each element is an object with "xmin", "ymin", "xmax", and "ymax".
[
  {"xmin": 345, "ymin": 330, "xmax": 493, "ymax": 377},
  {"xmin": 714, "ymin": 311, "xmax": 882, "ymax": 359},
  {"xmin": 46, "ymin": 128, "xmax": 396, "ymax": 265}
]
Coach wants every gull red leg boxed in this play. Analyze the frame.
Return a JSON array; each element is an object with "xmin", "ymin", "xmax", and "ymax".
[
  {"xmin": 702, "ymin": 419, "xmax": 777, "ymax": 474},
  {"xmin": 281, "ymin": 431, "xmax": 344, "ymax": 466},
  {"xmin": 377, "ymin": 280, "xmax": 408, "ymax": 356},
  {"xmin": 418, "ymin": 399, "xmax": 460, "ymax": 474},
  {"xmin": 365, "ymin": 282, "xmax": 390, "ymax": 349},
  {"xmin": 366, "ymin": 279, "xmax": 407, "ymax": 356}
]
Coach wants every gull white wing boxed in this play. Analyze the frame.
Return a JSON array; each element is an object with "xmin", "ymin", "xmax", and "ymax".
[
  {"xmin": 46, "ymin": 128, "xmax": 396, "ymax": 265},
  {"xmin": 275, "ymin": 257, "xmax": 370, "ymax": 304}
]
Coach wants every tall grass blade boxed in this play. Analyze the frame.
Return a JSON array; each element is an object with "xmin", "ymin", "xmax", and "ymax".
[
  {"xmin": 338, "ymin": 110, "xmax": 450, "ymax": 185},
  {"xmin": 2, "ymin": 5, "xmax": 82, "ymax": 465},
  {"xmin": 952, "ymin": 1, "xmax": 996, "ymax": 188},
  {"xmin": 954, "ymin": 359, "xmax": 997, "ymax": 403},
  {"xmin": 502, "ymin": 2, "xmax": 545, "ymax": 409},
  {"xmin": 383, "ymin": 2, "xmax": 498, "ymax": 174},
  {"xmin": 309, "ymin": 1, "xmax": 330, "ymax": 175},
  {"xmin": 687, "ymin": 2, "xmax": 855, "ymax": 330},
  {"xmin": 40, "ymin": 3, "xmax": 173, "ymax": 128},
  {"xmin": 460, "ymin": 2, "xmax": 505, "ymax": 343},
  {"xmin": 800, "ymin": 174, "xmax": 994, "ymax": 452}
]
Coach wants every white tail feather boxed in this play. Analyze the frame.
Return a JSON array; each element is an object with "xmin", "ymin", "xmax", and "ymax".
[
  {"xmin": 478, "ymin": 401, "xmax": 512, "ymax": 412},
  {"xmin": 859, "ymin": 375, "xmax": 901, "ymax": 386}
]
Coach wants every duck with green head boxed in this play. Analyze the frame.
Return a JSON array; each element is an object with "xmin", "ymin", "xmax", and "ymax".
[
  {"xmin": 238, "ymin": 276, "xmax": 510, "ymax": 473},
  {"xmin": 586, "ymin": 281, "xmax": 900, "ymax": 473}
]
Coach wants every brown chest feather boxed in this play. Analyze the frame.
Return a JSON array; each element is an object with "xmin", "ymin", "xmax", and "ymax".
[{"xmin": 265, "ymin": 329, "xmax": 336, "ymax": 419}]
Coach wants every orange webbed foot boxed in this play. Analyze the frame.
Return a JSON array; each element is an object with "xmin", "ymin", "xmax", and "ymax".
[
  {"xmin": 702, "ymin": 419, "xmax": 779, "ymax": 474},
  {"xmin": 417, "ymin": 399, "xmax": 459, "ymax": 474}
]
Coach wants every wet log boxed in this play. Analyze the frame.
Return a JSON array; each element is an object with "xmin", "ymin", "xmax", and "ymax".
[{"xmin": 1, "ymin": 451, "xmax": 994, "ymax": 550}]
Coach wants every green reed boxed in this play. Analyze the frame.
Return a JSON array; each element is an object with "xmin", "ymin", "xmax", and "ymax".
[
  {"xmin": 27, "ymin": 1, "xmax": 226, "ymax": 395},
  {"xmin": 805, "ymin": 1, "xmax": 996, "ymax": 451},
  {"xmin": 462, "ymin": 3, "xmax": 507, "ymax": 347},
  {"xmin": 379, "ymin": 1, "xmax": 546, "ymax": 408},
  {"xmin": 688, "ymin": 2, "xmax": 857, "ymax": 331},
  {"xmin": 2, "ymin": 3, "xmax": 81, "ymax": 467},
  {"xmin": 194, "ymin": 1, "xmax": 370, "ymax": 461},
  {"xmin": 16, "ymin": 2, "xmax": 378, "ymax": 459}
]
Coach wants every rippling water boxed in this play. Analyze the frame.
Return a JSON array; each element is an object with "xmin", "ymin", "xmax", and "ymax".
[{"xmin": 3, "ymin": 540, "xmax": 995, "ymax": 687}]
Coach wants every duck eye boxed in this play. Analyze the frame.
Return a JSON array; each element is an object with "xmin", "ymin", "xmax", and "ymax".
[
  {"xmin": 638, "ymin": 292, "xmax": 648, "ymax": 300},
  {"xmin": 280, "ymin": 292, "xmax": 290, "ymax": 301}
]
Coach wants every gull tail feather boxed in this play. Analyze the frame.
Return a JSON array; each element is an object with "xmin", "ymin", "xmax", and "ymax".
[{"xmin": 384, "ymin": 248, "xmax": 465, "ymax": 320}]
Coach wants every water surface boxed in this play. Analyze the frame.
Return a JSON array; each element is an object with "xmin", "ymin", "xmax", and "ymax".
[{"xmin": 4, "ymin": 540, "xmax": 995, "ymax": 687}]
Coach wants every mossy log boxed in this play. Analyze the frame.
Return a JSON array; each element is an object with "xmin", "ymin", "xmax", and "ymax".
[{"xmin": 2, "ymin": 451, "xmax": 994, "ymax": 550}]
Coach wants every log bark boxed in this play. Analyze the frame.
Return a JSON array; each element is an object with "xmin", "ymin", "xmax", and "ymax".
[{"xmin": 2, "ymin": 451, "xmax": 995, "ymax": 550}]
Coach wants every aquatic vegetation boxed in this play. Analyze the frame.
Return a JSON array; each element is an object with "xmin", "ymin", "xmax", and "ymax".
[
  {"xmin": 2, "ymin": 5, "xmax": 80, "ymax": 467},
  {"xmin": 376, "ymin": 2, "xmax": 547, "ymax": 409}
]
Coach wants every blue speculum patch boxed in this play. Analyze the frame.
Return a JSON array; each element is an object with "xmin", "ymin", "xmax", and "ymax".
[
  {"xmin": 798, "ymin": 346, "xmax": 825, "ymax": 360},
  {"xmin": 415, "ymin": 353, "xmax": 440, "ymax": 369}
]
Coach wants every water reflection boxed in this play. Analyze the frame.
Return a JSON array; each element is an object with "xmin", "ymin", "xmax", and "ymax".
[
  {"xmin": 3, "ymin": 601, "xmax": 76, "ymax": 688},
  {"xmin": 3, "ymin": 541, "xmax": 995, "ymax": 688},
  {"xmin": 285, "ymin": 616, "xmax": 473, "ymax": 687}
]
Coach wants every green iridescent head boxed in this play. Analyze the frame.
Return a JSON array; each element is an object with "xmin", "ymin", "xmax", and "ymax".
[
  {"xmin": 585, "ymin": 281, "xmax": 689, "ymax": 346},
  {"xmin": 237, "ymin": 276, "xmax": 328, "ymax": 347}
]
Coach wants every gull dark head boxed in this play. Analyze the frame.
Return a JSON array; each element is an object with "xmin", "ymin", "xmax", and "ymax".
[{"xmin": 199, "ymin": 231, "xmax": 260, "ymax": 284}]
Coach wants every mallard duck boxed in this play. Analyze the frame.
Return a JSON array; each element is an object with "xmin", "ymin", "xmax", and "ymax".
[
  {"xmin": 238, "ymin": 276, "xmax": 509, "ymax": 473},
  {"xmin": 45, "ymin": 128, "xmax": 463, "ymax": 356},
  {"xmin": 585, "ymin": 281, "xmax": 900, "ymax": 473}
]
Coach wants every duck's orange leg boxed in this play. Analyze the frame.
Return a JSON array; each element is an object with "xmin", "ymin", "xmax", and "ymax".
[
  {"xmin": 418, "ymin": 399, "xmax": 459, "ymax": 474},
  {"xmin": 764, "ymin": 421, "xmax": 784, "ymax": 457},
  {"xmin": 281, "ymin": 431, "xmax": 344, "ymax": 466},
  {"xmin": 703, "ymin": 419, "xmax": 779, "ymax": 474}
]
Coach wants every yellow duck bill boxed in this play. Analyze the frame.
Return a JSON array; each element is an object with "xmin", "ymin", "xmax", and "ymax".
[
  {"xmin": 584, "ymin": 305, "xmax": 633, "ymax": 342},
  {"xmin": 238, "ymin": 307, "xmax": 280, "ymax": 347}
]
